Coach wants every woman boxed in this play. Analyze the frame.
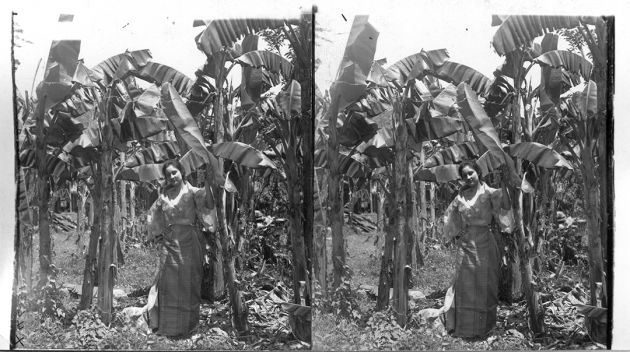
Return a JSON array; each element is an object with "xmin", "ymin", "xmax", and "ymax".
[
  {"xmin": 145, "ymin": 160, "xmax": 215, "ymax": 336},
  {"xmin": 442, "ymin": 160, "xmax": 513, "ymax": 338}
]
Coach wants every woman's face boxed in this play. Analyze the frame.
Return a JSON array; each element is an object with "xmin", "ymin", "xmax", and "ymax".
[
  {"xmin": 165, "ymin": 165, "xmax": 183, "ymax": 188},
  {"xmin": 460, "ymin": 165, "xmax": 479, "ymax": 188}
]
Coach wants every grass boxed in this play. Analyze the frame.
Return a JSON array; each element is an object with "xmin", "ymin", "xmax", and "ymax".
[{"xmin": 314, "ymin": 215, "xmax": 603, "ymax": 351}]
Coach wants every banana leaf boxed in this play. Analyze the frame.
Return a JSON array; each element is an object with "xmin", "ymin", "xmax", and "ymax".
[
  {"xmin": 135, "ymin": 62, "xmax": 194, "ymax": 96},
  {"xmin": 337, "ymin": 16, "xmax": 379, "ymax": 79},
  {"xmin": 432, "ymin": 84, "xmax": 457, "ymax": 115},
  {"xmin": 457, "ymin": 83, "xmax": 521, "ymax": 187},
  {"xmin": 19, "ymin": 149, "xmax": 73, "ymax": 181},
  {"xmin": 347, "ymin": 87, "xmax": 392, "ymax": 117},
  {"xmin": 356, "ymin": 127, "xmax": 395, "ymax": 167},
  {"xmin": 579, "ymin": 80, "xmax": 597, "ymax": 119},
  {"xmin": 72, "ymin": 60, "xmax": 96, "ymax": 87},
  {"xmin": 90, "ymin": 49, "xmax": 152, "ymax": 87},
  {"xmin": 432, "ymin": 61, "xmax": 492, "ymax": 96},
  {"xmin": 240, "ymin": 66, "xmax": 263, "ymax": 111},
  {"xmin": 492, "ymin": 15, "xmax": 581, "ymax": 56},
  {"xmin": 413, "ymin": 115, "xmax": 464, "ymax": 142},
  {"xmin": 161, "ymin": 83, "xmax": 210, "ymax": 163},
  {"xmin": 134, "ymin": 83, "xmax": 161, "ymax": 117},
  {"xmin": 212, "ymin": 141, "xmax": 276, "ymax": 169},
  {"xmin": 541, "ymin": 33, "xmax": 559, "ymax": 53},
  {"xmin": 536, "ymin": 50, "xmax": 592, "ymax": 81},
  {"xmin": 367, "ymin": 60, "xmax": 396, "ymax": 87},
  {"xmin": 424, "ymin": 142, "xmax": 480, "ymax": 168},
  {"xmin": 118, "ymin": 164, "xmax": 163, "ymax": 182},
  {"xmin": 125, "ymin": 142, "xmax": 181, "ymax": 168},
  {"xmin": 414, "ymin": 164, "xmax": 460, "ymax": 182},
  {"xmin": 196, "ymin": 18, "xmax": 293, "ymax": 56},
  {"xmin": 275, "ymin": 80, "xmax": 301, "ymax": 118},
  {"xmin": 236, "ymin": 50, "xmax": 294, "ymax": 81},
  {"xmin": 476, "ymin": 151, "xmax": 503, "ymax": 177},
  {"xmin": 338, "ymin": 111, "xmax": 379, "ymax": 147},
  {"xmin": 507, "ymin": 142, "xmax": 573, "ymax": 170}
]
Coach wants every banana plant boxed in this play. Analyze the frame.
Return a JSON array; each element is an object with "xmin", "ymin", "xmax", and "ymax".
[
  {"xmin": 488, "ymin": 15, "xmax": 611, "ymax": 340},
  {"xmin": 188, "ymin": 15, "xmax": 311, "ymax": 332}
]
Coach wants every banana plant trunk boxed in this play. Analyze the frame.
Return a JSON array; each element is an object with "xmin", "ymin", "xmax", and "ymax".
[
  {"xmin": 376, "ymin": 176, "xmax": 394, "ymax": 311},
  {"xmin": 511, "ymin": 71, "xmax": 544, "ymax": 335},
  {"xmin": 212, "ymin": 55, "xmax": 248, "ymax": 331},
  {"xmin": 581, "ymin": 140, "xmax": 606, "ymax": 339},
  {"xmin": 120, "ymin": 180, "xmax": 127, "ymax": 244},
  {"xmin": 129, "ymin": 182, "xmax": 136, "ymax": 240},
  {"xmin": 511, "ymin": 188, "xmax": 545, "ymax": 335},
  {"xmin": 97, "ymin": 95, "xmax": 116, "ymax": 325},
  {"xmin": 314, "ymin": 225, "xmax": 327, "ymax": 295},
  {"xmin": 327, "ymin": 92, "xmax": 344, "ymax": 290},
  {"xmin": 79, "ymin": 181, "xmax": 101, "ymax": 310},
  {"xmin": 286, "ymin": 154, "xmax": 307, "ymax": 304},
  {"xmin": 298, "ymin": 15, "xmax": 314, "ymax": 306},
  {"xmin": 35, "ymin": 97, "xmax": 52, "ymax": 289},
  {"xmin": 392, "ymin": 92, "xmax": 411, "ymax": 327}
]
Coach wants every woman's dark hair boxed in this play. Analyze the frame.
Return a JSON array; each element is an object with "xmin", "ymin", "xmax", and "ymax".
[
  {"xmin": 162, "ymin": 159, "xmax": 186, "ymax": 180},
  {"xmin": 458, "ymin": 160, "xmax": 482, "ymax": 179}
]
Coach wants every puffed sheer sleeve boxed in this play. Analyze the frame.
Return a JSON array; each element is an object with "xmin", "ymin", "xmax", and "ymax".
[
  {"xmin": 490, "ymin": 187, "xmax": 514, "ymax": 233},
  {"xmin": 146, "ymin": 196, "xmax": 166, "ymax": 240},
  {"xmin": 192, "ymin": 186, "xmax": 217, "ymax": 231},
  {"xmin": 443, "ymin": 196, "xmax": 462, "ymax": 241}
]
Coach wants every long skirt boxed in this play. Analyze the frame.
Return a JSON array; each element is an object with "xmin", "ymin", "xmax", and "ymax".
[
  {"xmin": 444, "ymin": 225, "xmax": 500, "ymax": 338},
  {"xmin": 148, "ymin": 224, "xmax": 203, "ymax": 336}
]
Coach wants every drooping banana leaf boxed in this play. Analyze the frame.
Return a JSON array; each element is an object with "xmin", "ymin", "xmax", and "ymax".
[
  {"xmin": 314, "ymin": 149, "xmax": 369, "ymax": 179},
  {"xmin": 506, "ymin": 142, "xmax": 573, "ymax": 170},
  {"xmin": 44, "ymin": 40, "xmax": 81, "ymax": 82},
  {"xmin": 241, "ymin": 67, "xmax": 263, "ymax": 111},
  {"xmin": 196, "ymin": 18, "xmax": 294, "ymax": 56},
  {"xmin": 431, "ymin": 84, "xmax": 458, "ymax": 115},
  {"xmin": 41, "ymin": 40, "xmax": 82, "ymax": 110},
  {"xmin": 423, "ymin": 142, "xmax": 480, "ymax": 168},
  {"xmin": 536, "ymin": 50, "xmax": 592, "ymax": 81},
  {"xmin": 90, "ymin": 49, "xmax": 153, "ymax": 87},
  {"xmin": 457, "ymin": 83, "xmax": 521, "ymax": 187},
  {"xmin": 356, "ymin": 127, "xmax": 394, "ymax": 167},
  {"xmin": 118, "ymin": 164, "xmax": 163, "ymax": 182},
  {"xmin": 492, "ymin": 15, "xmax": 581, "ymax": 56},
  {"xmin": 331, "ymin": 16, "xmax": 379, "ymax": 110},
  {"xmin": 340, "ymin": 152, "xmax": 370, "ymax": 179},
  {"xmin": 161, "ymin": 82, "xmax": 210, "ymax": 163},
  {"xmin": 476, "ymin": 151, "xmax": 503, "ymax": 177},
  {"xmin": 275, "ymin": 80, "xmax": 301, "ymax": 118},
  {"xmin": 187, "ymin": 74, "xmax": 217, "ymax": 117},
  {"xmin": 212, "ymin": 141, "xmax": 276, "ymax": 169},
  {"xmin": 160, "ymin": 83, "xmax": 225, "ymax": 185},
  {"xmin": 134, "ymin": 83, "xmax": 161, "ymax": 117},
  {"xmin": 19, "ymin": 149, "xmax": 74, "ymax": 181},
  {"xmin": 337, "ymin": 16, "xmax": 380, "ymax": 79},
  {"xmin": 72, "ymin": 60, "xmax": 96, "ymax": 87},
  {"xmin": 134, "ymin": 62, "xmax": 194, "ymax": 96},
  {"xmin": 367, "ymin": 60, "xmax": 396, "ymax": 87},
  {"xmin": 579, "ymin": 80, "xmax": 597, "ymax": 119},
  {"xmin": 414, "ymin": 164, "xmax": 460, "ymax": 182},
  {"xmin": 236, "ymin": 50, "xmax": 294, "ymax": 81},
  {"xmin": 432, "ymin": 61, "xmax": 492, "ymax": 96},
  {"xmin": 338, "ymin": 111, "xmax": 379, "ymax": 147},
  {"xmin": 124, "ymin": 142, "xmax": 181, "ymax": 168},
  {"xmin": 413, "ymin": 115, "xmax": 464, "ymax": 142},
  {"xmin": 347, "ymin": 87, "xmax": 392, "ymax": 117},
  {"xmin": 385, "ymin": 49, "xmax": 451, "ymax": 86}
]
